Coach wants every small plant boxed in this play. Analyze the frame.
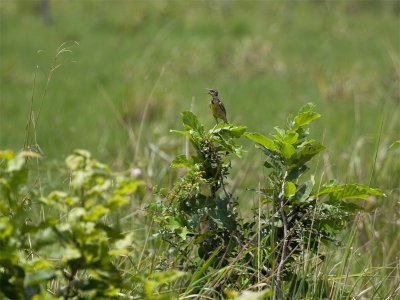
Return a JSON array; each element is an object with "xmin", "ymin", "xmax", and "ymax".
[
  {"xmin": 244, "ymin": 103, "xmax": 384, "ymax": 298},
  {"xmin": 153, "ymin": 104, "xmax": 384, "ymax": 299},
  {"xmin": 0, "ymin": 149, "xmax": 149, "ymax": 299},
  {"xmin": 150, "ymin": 111, "xmax": 247, "ymax": 292}
]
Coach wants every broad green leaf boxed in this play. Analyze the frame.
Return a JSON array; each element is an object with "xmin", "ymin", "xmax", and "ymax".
[
  {"xmin": 227, "ymin": 125, "xmax": 247, "ymax": 137},
  {"xmin": 182, "ymin": 111, "xmax": 204, "ymax": 133},
  {"xmin": 284, "ymin": 131, "xmax": 299, "ymax": 144},
  {"xmin": 295, "ymin": 180, "xmax": 314, "ymax": 202},
  {"xmin": 244, "ymin": 132, "xmax": 278, "ymax": 152},
  {"xmin": 316, "ymin": 183, "xmax": 384, "ymax": 201},
  {"xmin": 293, "ymin": 104, "xmax": 320, "ymax": 130},
  {"xmin": 284, "ymin": 181, "xmax": 296, "ymax": 197},
  {"xmin": 287, "ymin": 165, "xmax": 309, "ymax": 181},
  {"xmin": 171, "ymin": 154, "xmax": 193, "ymax": 168},
  {"xmin": 165, "ymin": 217, "xmax": 183, "ymax": 232},
  {"xmin": 210, "ymin": 124, "xmax": 247, "ymax": 138},
  {"xmin": 292, "ymin": 143, "xmax": 325, "ymax": 165},
  {"xmin": 169, "ymin": 129, "xmax": 192, "ymax": 138},
  {"xmin": 281, "ymin": 142, "xmax": 296, "ymax": 160}
]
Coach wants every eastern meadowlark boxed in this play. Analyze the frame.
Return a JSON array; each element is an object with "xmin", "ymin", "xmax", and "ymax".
[{"xmin": 207, "ymin": 88, "xmax": 228, "ymax": 124}]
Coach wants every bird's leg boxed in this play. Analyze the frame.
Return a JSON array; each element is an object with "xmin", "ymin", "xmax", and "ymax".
[{"xmin": 214, "ymin": 117, "xmax": 219, "ymax": 124}]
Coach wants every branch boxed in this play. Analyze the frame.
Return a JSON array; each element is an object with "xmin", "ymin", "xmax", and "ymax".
[{"xmin": 275, "ymin": 170, "xmax": 289, "ymax": 299}]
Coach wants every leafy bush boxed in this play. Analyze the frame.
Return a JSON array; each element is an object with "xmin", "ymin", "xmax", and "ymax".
[
  {"xmin": 0, "ymin": 150, "xmax": 145, "ymax": 299},
  {"xmin": 152, "ymin": 104, "xmax": 384, "ymax": 298}
]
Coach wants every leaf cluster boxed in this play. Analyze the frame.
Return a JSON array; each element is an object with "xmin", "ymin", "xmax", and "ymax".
[
  {"xmin": 154, "ymin": 112, "xmax": 247, "ymax": 267},
  {"xmin": 0, "ymin": 150, "xmax": 145, "ymax": 299}
]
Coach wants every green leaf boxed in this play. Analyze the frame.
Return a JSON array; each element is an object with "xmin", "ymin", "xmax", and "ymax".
[
  {"xmin": 284, "ymin": 131, "xmax": 299, "ymax": 144},
  {"xmin": 169, "ymin": 129, "xmax": 192, "ymax": 138},
  {"xmin": 287, "ymin": 165, "xmax": 309, "ymax": 181},
  {"xmin": 292, "ymin": 143, "xmax": 325, "ymax": 165},
  {"xmin": 292, "ymin": 103, "xmax": 320, "ymax": 130},
  {"xmin": 182, "ymin": 111, "xmax": 204, "ymax": 133},
  {"xmin": 284, "ymin": 181, "xmax": 296, "ymax": 198},
  {"xmin": 281, "ymin": 142, "xmax": 296, "ymax": 160},
  {"xmin": 177, "ymin": 226, "xmax": 191, "ymax": 240},
  {"xmin": 244, "ymin": 132, "xmax": 278, "ymax": 152},
  {"xmin": 227, "ymin": 125, "xmax": 247, "ymax": 137},
  {"xmin": 165, "ymin": 217, "xmax": 183, "ymax": 232},
  {"xmin": 295, "ymin": 181, "xmax": 314, "ymax": 202},
  {"xmin": 171, "ymin": 155, "xmax": 193, "ymax": 168},
  {"xmin": 316, "ymin": 183, "xmax": 385, "ymax": 201},
  {"xmin": 210, "ymin": 124, "xmax": 247, "ymax": 138}
]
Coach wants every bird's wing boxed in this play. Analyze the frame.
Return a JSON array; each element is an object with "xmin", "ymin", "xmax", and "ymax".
[{"xmin": 219, "ymin": 101, "xmax": 227, "ymax": 115}]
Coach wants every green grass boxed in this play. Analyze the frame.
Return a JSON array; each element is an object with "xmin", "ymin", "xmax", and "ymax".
[{"xmin": 1, "ymin": 1, "xmax": 399, "ymax": 299}]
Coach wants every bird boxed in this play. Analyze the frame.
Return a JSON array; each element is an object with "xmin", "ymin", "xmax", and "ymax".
[{"xmin": 207, "ymin": 88, "xmax": 228, "ymax": 124}]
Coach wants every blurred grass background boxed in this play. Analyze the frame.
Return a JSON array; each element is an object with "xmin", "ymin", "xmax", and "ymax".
[
  {"xmin": 1, "ymin": 0, "xmax": 399, "ymax": 297},
  {"xmin": 1, "ymin": 0, "xmax": 398, "ymax": 163},
  {"xmin": 1, "ymin": 0, "xmax": 399, "ymax": 203}
]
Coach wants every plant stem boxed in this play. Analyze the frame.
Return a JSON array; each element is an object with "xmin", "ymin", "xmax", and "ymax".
[{"xmin": 276, "ymin": 171, "xmax": 289, "ymax": 299}]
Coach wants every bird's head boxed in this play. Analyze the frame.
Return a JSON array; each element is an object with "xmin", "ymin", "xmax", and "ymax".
[{"xmin": 206, "ymin": 88, "xmax": 219, "ymax": 98}]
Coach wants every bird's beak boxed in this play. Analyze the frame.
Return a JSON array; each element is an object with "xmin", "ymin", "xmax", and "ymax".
[{"xmin": 205, "ymin": 88, "xmax": 211, "ymax": 94}]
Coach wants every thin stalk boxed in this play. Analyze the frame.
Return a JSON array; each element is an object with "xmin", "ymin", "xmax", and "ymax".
[{"xmin": 275, "ymin": 170, "xmax": 289, "ymax": 299}]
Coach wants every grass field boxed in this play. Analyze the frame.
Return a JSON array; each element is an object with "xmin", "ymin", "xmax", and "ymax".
[{"xmin": 1, "ymin": 1, "xmax": 399, "ymax": 299}]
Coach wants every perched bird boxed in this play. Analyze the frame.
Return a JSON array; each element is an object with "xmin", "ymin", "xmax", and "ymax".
[{"xmin": 207, "ymin": 88, "xmax": 228, "ymax": 124}]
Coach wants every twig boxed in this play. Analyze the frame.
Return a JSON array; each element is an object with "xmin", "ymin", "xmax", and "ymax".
[{"xmin": 275, "ymin": 170, "xmax": 289, "ymax": 299}]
